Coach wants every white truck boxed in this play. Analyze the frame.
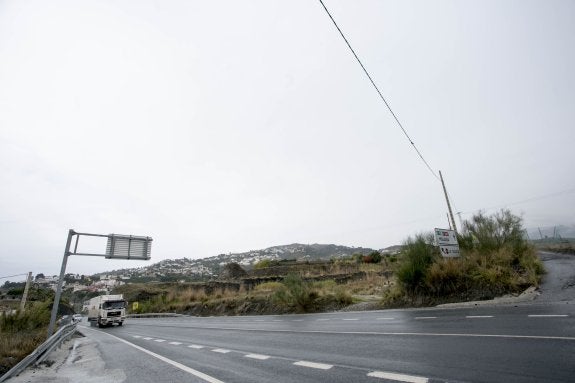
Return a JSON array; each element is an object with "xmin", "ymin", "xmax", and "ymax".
[{"xmin": 87, "ymin": 294, "xmax": 127, "ymax": 328}]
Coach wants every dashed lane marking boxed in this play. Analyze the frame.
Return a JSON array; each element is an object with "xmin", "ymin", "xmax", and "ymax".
[
  {"xmin": 188, "ymin": 344, "xmax": 204, "ymax": 349},
  {"xmin": 212, "ymin": 348, "xmax": 231, "ymax": 354},
  {"xmin": 84, "ymin": 328, "xmax": 224, "ymax": 383},
  {"xmin": 528, "ymin": 314, "xmax": 568, "ymax": 318},
  {"xmin": 342, "ymin": 318, "xmax": 359, "ymax": 321},
  {"xmin": 132, "ymin": 335, "xmax": 142, "ymax": 338},
  {"xmin": 244, "ymin": 354, "xmax": 270, "ymax": 360},
  {"xmin": 272, "ymin": 320, "xmax": 283, "ymax": 322},
  {"xmin": 466, "ymin": 316, "xmax": 494, "ymax": 319},
  {"xmin": 169, "ymin": 342, "xmax": 182, "ymax": 345},
  {"xmin": 143, "ymin": 337, "xmax": 153, "ymax": 340},
  {"xmin": 316, "ymin": 319, "xmax": 330, "ymax": 321},
  {"xmin": 154, "ymin": 339, "xmax": 166, "ymax": 342},
  {"xmin": 293, "ymin": 361, "xmax": 333, "ymax": 370},
  {"xmin": 292, "ymin": 319, "xmax": 304, "ymax": 322},
  {"xmin": 414, "ymin": 317, "xmax": 437, "ymax": 320},
  {"xmin": 376, "ymin": 317, "xmax": 395, "ymax": 320},
  {"xmin": 367, "ymin": 370, "xmax": 428, "ymax": 383}
]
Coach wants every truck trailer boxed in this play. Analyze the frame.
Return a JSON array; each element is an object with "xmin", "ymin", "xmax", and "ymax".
[{"xmin": 87, "ymin": 294, "xmax": 127, "ymax": 328}]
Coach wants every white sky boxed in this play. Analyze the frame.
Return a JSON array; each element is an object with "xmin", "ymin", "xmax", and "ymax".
[{"xmin": 1, "ymin": 0, "xmax": 574, "ymax": 279}]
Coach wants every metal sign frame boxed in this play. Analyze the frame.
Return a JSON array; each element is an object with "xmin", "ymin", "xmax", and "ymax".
[{"xmin": 48, "ymin": 229, "xmax": 152, "ymax": 336}]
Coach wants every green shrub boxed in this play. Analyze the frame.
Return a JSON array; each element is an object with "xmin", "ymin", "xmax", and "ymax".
[
  {"xmin": 254, "ymin": 259, "xmax": 273, "ymax": 269},
  {"xmin": 272, "ymin": 274, "xmax": 316, "ymax": 312},
  {"xmin": 460, "ymin": 209, "xmax": 528, "ymax": 254},
  {"xmin": 396, "ymin": 234, "xmax": 437, "ymax": 294}
]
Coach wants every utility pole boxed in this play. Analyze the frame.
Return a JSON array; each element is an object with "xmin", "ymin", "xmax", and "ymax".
[
  {"xmin": 19, "ymin": 272, "xmax": 32, "ymax": 312},
  {"xmin": 446, "ymin": 213, "xmax": 452, "ymax": 230},
  {"xmin": 439, "ymin": 170, "xmax": 457, "ymax": 234}
]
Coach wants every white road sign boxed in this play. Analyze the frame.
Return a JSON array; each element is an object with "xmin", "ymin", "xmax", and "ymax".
[{"xmin": 434, "ymin": 228, "xmax": 461, "ymax": 257}]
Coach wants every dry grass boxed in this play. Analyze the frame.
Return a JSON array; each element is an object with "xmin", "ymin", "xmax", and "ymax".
[{"xmin": 0, "ymin": 302, "xmax": 51, "ymax": 376}]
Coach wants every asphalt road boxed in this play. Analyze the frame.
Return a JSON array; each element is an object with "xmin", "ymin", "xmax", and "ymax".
[{"xmin": 9, "ymin": 251, "xmax": 575, "ymax": 383}]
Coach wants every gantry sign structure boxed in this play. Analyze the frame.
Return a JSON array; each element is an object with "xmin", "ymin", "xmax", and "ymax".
[{"xmin": 48, "ymin": 230, "xmax": 153, "ymax": 336}]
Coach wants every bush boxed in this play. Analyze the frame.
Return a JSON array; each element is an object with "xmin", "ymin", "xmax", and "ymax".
[
  {"xmin": 384, "ymin": 210, "xmax": 544, "ymax": 306},
  {"xmin": 254, "ymin": 259, "xmax": 273, "ymax": 269},
  {"xmin": 272, "ymin": 274, "xmax": 316, "ymax": 312},
  {"xmin": 460, "ymin": 209, "xmax": 528, "ymax": 254},
  {"xmin": 396, "ymin": 234, "xmax": 437, "ymax": 294}
]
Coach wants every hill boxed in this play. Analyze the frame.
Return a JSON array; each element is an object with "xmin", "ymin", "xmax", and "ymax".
[{"xmin": 97, "ymin": 243, "xmax": 378, "ymax": 282}]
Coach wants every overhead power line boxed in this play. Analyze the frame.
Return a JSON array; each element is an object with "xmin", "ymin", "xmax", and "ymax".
[
  {"xmin": 317, "ymin": 0, "xmax": 439, "ymax": 181},
  {"xmin": 0, "ymin": 273, "xmax": 28, "ymax": 280},
  {"xmin": 459, "ymin": 187, "xmax": 575, "ymax": 215}
]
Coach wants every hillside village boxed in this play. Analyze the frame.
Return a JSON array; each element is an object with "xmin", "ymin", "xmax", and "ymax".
[{"xmin": 2, "ymin": 244, "xmax": 401, "ymax": 298}]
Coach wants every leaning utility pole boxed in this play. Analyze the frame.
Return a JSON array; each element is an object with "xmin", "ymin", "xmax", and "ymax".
[
  {"xmin": 19, "ymin": 272, "xmax": 32, "ymax": 312},
  {"xmin": 439, "ymin": 170, "xmax": 457, "ymax": 234}
]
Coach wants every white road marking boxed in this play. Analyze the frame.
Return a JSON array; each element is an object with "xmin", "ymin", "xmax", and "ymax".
[
  {"xmin": 368, "ymin": 370, "xmax": 428, "ymax": 383},
  {"xmin": 154, "ymin": 339, "xmax": 166, "ymax": 342},
  {"xmin": 254, "ymin": 319, "xmax": 265, "ymax": 322},
  {"xmin": 85, "ymin": 328, "xmax": 224, "ymax": 383},
  {"xmin": 342, "ymin": 318, "xmax": 359, "ymax": 321},
  {"xmin": 212, "ymin": 348, "xmax": 231, "ymax": 354},
  {"xmin": 132, "ymin": 335, "xmax": 142, "ymax": 338},
  {"xmin": 316, "ymin": 318, "xmax": 330, "ymax": 321},
  {"xmin": 272, "ymin": 320, "xmax": 283, "ymax": 322},
  {"xmin": 414, "ymin": 317, "xmax": 437, "ymax": 320},
  {"xmin": 466, "ymin": 316, "xmax": 494, "ymax": 319},
  {"xmin": 166, "ymin": 325, "xmax": 575, "ymax": 341},
  {"xmin": 169, "ymin": 342, "xmax": 182, "ymax": 345},
  {"xmin": 188, "ymin": 344, "xmax": 204, "ymax": 349},
  {"xmin": 244, "ymin": 353, "xmax": 270, "ymax": 360},
  {"xmin": 528, "ymin": 314, "xmax": 568, "ymax": 318},
  {"xmin": 292, "ymin": 319, "xmax": 304, "ymax": 322},
  {"xmin": 293, "ymin": 361, "xmax": 333, "ymax": 370},
  {"xmin": 143, "ymin": 337, "xmax": 153, "ymax": 340},
  {"xmin": 376, "ymin": 317, "xmax": 395, "ymax": 320}
]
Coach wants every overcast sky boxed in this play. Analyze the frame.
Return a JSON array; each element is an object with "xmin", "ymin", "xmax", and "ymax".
[{"xmin": 1, "ymin": 0, "xmax": 574, "ymax": 280}]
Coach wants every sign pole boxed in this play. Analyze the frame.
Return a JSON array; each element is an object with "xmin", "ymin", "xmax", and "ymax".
[
  {"xmin": 439, "ymin": 170, "xmax": 457, "ymax": 234},
  {"xmin": 47, "ymin": 229, "xmax": 74, "ymax": 336}
]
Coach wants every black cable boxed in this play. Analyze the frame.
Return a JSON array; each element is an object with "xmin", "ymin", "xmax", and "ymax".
[
  {"xmin": 0, "ymin": 273, "xmax": 28, "ymax": 280},
  {"xmin": 317, "ymin": 0, "xmax": 439, "ymax": 181}
]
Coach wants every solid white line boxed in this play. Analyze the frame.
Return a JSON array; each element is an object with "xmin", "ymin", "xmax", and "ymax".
[
  {"xmin": 368, "ymin": 370, "xmax": 428, "ymax": 383},
  {"xmin": 244, "ymin": 354, "xmax": 270, "ymax": 360},
  {"xmin": 466, "ymin": 316, "xmax": 494, "ymax": 319},
  {"xmin": 154, "ymin": 339, "xmax": 166, "ymax": 342},
  {"xmin": 376, "ymin": 317, "xmax": 395, "ymax": 320},
  {"xmin": 188, "ymin": 345, "xmax": 204, "ymax": 349},
  {"xmin": 342, "ymin": 318, "xmax": 359, "ymax": 321},
  {"xmin": 212, "ymin": 349, "xmax": 231, "ymax": 354},
  {"xmin": 169, "ymin": 342, "xmax": 182, "ymax": 345},
  {"xmin": 84, "ymin": 329, "xmax": 224, "ymax": 383},
  {"xmin": 528, "ymin": 314, "xmax": 568, "ymax": 318},
  {"xmin": 293, "ymin": 361, "xmax": 333, "ymax": 370},
  {"xmin": 414, "ymin": 317, "xmax": 436, "ymax": 320}
]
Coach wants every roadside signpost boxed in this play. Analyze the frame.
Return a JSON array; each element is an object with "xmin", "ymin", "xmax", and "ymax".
[
  {"xmin": 47, "ymin": 230, "xmax": 152, "ymax": 336},
  {"xmin": 434, "ymin": 228, "xmax": 461, "ymax": 257}
]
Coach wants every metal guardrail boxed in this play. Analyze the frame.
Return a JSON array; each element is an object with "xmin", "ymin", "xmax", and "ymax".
[{"xmin": 0, "ymin": 323, "xmax": 77, "ymax": 382}]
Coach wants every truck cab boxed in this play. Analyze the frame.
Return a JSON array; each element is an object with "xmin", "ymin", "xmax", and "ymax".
[{"xmin": 88, "ymin": 295, "xmax": 127, "ymax": 328}]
